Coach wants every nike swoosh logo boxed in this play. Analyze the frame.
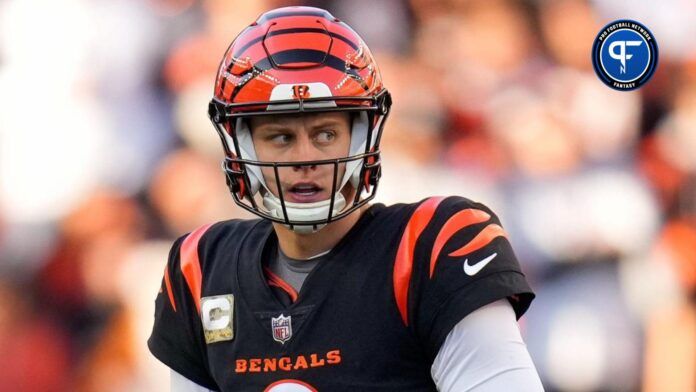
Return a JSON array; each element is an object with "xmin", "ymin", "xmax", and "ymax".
[{"xmin": 463, "ymin": 253, "xmax": 497, "ymax": 276}]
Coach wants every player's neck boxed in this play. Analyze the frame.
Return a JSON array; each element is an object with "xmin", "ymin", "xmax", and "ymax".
[{"xmin": 272, "ymin": 204, "xmax": 368, "ymax": 260}]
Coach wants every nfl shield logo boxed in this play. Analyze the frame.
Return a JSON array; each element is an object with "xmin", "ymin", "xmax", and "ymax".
[{"xmin": 271, "ymin": 314, "xmax": 292, "ymax": 344}]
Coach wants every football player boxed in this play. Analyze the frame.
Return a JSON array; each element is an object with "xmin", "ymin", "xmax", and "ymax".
[{"xmin": 149, "ymin": 6, "xmax": 543, "ymax": 391}]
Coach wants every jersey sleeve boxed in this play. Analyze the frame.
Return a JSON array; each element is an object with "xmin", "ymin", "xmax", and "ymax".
[
  {"xmin": 431, "ymin": 299, "xmax": 543, "ymax": 392},
  {"xmin": 407, "ymin": 196, "xmax": 535, "ymax": 359},
  {"xmin": 147, "ymin": 236, "xmax": 219, "ymax": 390}
]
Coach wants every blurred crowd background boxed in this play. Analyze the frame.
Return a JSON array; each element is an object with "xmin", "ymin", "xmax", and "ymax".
[{"xmin": 1, "ymin": 0, "xmax": 695, "ymax": 390}]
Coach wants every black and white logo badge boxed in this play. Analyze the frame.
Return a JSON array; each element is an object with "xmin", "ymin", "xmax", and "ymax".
[{"xmin": 591, "ymin": 20, "xmax": 658, "ymax": 91}]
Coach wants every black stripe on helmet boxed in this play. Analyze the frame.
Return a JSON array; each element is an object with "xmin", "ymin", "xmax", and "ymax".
[
  {"xmin": 233, "ymin": 28, "xmax": 359, "ymax": 59},
  {"xmin": 229, "ymin": 49, "xmax": 368, "ymax": 101}
]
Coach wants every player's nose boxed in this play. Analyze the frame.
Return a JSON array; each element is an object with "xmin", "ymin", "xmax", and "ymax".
[{"xmin": 290, "ymin": 133, "xmax": 319, "ymax": 172}]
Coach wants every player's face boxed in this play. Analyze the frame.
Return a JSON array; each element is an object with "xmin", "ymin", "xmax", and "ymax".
[{"xmin": 250, "ymin": 112, "xmax": 352, "ymax": 203}]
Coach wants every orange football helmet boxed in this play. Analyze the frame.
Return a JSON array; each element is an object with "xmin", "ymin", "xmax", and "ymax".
[{"xmin": 208, "ymin": 6, "xmax": 391, "ymax": 232}]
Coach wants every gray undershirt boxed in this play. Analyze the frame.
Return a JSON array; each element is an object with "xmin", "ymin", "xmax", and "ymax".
[{"xmin": 267, "ymin": 246, "xmax": 330, "ymax": 293}]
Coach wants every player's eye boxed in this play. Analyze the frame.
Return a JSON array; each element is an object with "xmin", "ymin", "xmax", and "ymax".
[
  {"xmin": 314, "ymin": 130, "xmax": 336, "ymax": 144},
  {"xmin": 268, "ymin": 133, "xmax": 293, "ymax": 145}
]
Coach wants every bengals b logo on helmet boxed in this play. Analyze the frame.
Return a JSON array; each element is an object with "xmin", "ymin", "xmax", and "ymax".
[{"xmin": 292, "ymin": 85, "xmax": 311, "ymax": 100}]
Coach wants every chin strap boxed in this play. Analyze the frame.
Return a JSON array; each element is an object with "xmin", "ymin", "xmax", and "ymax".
[{"xmin": 262, "ymin": 191, "xmax": 347, "ymax": 234}]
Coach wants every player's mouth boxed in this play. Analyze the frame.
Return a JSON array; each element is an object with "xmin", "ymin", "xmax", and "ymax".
[{"xmin": 285, "ymin": 182, "xmax": 326, "ymax": 203}]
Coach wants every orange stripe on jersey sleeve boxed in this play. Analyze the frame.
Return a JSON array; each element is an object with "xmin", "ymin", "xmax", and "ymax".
[
  {"xmin": 180, "ymin": 223, "xmax": 215, "ymax": 314},
  {"xmin": 163, "ymin": 264, "xmax": 177, "ymax": 312},
  {"xmin": 393, "ymin": 197, "xmax": 445, "ymax": 326},
  {"xmin": 429, "ymin": 209, "xmax": 491, "ymax": 278},
  {"xmin": 448, "ymin": 224, "xmax": 507, "ymax": 257}
]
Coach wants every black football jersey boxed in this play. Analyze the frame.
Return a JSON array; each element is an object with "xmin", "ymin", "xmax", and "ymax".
[{"xmin": 148, "ymin": 196, "xmax": 535, "ymax": 391}]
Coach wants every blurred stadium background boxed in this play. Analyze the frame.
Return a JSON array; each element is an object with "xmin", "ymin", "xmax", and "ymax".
[{"xmin": 1, "ymin": 0, "xmax": 695, "ymax": 390}]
